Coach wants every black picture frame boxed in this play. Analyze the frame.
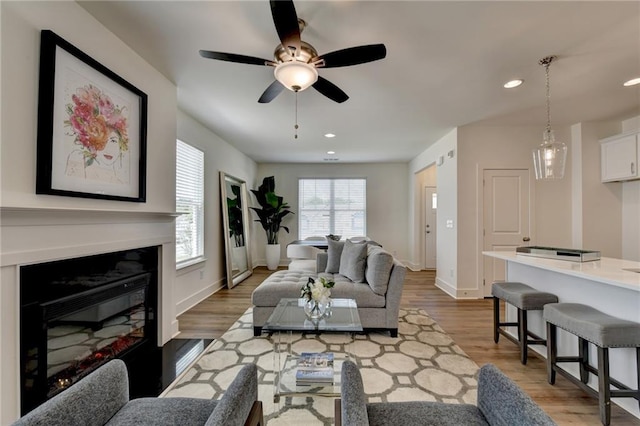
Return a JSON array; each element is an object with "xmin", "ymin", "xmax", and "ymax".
[{"xmin": 36, "ymin": 30, "xmax": 147, "ymax": 202}]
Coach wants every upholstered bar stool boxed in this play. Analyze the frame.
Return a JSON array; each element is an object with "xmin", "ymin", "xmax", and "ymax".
[
  {"xmin": 492, "ymin": 282, "xmax": 558, "ymax": 364},
  {"xmin": 544, "ymin": 303, "xmax": 640, "ymax": 425}
]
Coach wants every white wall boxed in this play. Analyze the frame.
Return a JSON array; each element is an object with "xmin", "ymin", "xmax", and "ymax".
[
  {"xmin": 622, "ymin": 181, "xmax": 640, "ymax": 260},
  {"xmin": 255, "ymin": 163, "xmax": 409, "ymax": 265},
  {"xmin": 0, "ymin": 2, "xmax": 178, "ymax": 422},
  {"xmin": 0, "ymin": 2, "xmax": 176, "ymax": 212},
  {"xmin": 175, "ymin": 111, "xmax": 257, "ymax": 315},
  {"xmin": 571, "ymin": 122, "xmax": 623, "ymax": 257},
  {"xmin": 410, "ymin": 125, "xmax": 557, "ymax": 300},
  {"xmin": 455, "ymin": 125, "xmax": 572, "ymax": 297},
  {"xmin": 621, "ymin": 116, "xmax": 640, "ymax": 260},
  {"xmin": 409, "ymin": 129, "xmax": 457, "ymax": 293}
]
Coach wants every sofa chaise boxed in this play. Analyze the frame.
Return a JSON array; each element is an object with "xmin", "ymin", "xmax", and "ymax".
[{"xmin": 252, "ymin": 240, "xmax": 406, "ymax": 337}]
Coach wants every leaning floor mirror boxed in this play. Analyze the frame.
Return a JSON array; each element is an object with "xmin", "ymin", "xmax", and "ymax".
[{"xmin": 220, "ymin": 172, "xmax": 252, "ymax": 288}]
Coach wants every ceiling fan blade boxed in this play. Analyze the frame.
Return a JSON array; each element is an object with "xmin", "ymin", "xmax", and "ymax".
[
  {"xmin": 258, "ymin": 80, "xmax": 286, "ymax": 103},
  {"xmin": 314, "ymin": 44, "xmax": 387, "ymax": 68},
  {"xmin": 312, "ymin": 76, "xmax": 349, "ymax": 103},
  {"xmin": 199, "ymin": 50, "xmax": 275, "ymax": 66},
  {"xmin": 270, "ymin": 0, "xmax": 301, "ymax": 53}
]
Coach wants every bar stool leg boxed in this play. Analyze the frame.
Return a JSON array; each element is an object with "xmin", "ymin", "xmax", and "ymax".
[
  {"xmin": 518, "ymin": 308, "xmax": 528, "ymax": 365},
  {"xmin": 579, "ymin": 337, "xmax": 590, "ymax": 384},
  {"xmin": 546, "ymin": 322, "xmax": 556, "ymax": 384},
  {"xmin": 597, "ymin": 347, "xmax": 611, "ymax": 426},
  {"xmin": 493, "ymin": 297, "xmax": 500, "ymax": 343}
]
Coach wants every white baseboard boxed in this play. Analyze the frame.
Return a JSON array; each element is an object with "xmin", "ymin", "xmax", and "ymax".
[
  {"xmin": 170, "ymin": 320, "xmax": 180, "ymax": 340},
  {"xmin": 453, "ymin": 288, "xmax": 483, "ymax": 299},
  {"xmin": 404, "ymin": 260, "xmax": 421, "ymax": 271},
  {"xmin": 435, "ymin": 277, "xmax": 456, "ymax": 297},
  {"xmin": 175, "ymin": 278, "xmax": 225, "ymax": 316}
]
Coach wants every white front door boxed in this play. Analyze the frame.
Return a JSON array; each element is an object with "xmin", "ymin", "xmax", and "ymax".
[
  {"xmin": 424, "ymin": 186, "xmax": 437, "ymax": 269},
  {"xmin": 482, "ymin": 169, "xmax": 531, "ymax": 297}
]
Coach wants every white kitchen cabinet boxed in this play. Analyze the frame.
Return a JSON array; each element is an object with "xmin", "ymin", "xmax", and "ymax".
[{"xmin": 601, "ymin": 132, "xmax": 638, "ymax": 182}]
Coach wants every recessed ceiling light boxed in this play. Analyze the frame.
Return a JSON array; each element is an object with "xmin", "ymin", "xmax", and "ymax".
[
  {"xmin": 327, "ymin": 150, "xmax": 336, "ymax": 155},
  {"xmin": 623, "ymin": 77, "xmax": 640, "ymax": 87},
  {"xmin": 503, "ymin": 79, "xmax": 524, "ymax": 89},
  {"xmin": 324, "ymin": 133, "xmax": 336, "ymax": 138}
]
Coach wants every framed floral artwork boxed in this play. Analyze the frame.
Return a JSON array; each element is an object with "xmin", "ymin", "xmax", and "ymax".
[{"xmin": 36, "ymin": 30, "xmax": 148, "ymax": 202}]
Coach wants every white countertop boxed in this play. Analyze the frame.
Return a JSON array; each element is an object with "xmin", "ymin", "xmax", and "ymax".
[{"xmin": 483, "ymin": 250, "xmax": 640, "ymax": 292}]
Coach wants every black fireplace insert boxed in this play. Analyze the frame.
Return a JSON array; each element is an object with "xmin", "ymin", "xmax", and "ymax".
[{"xmin": 20, "ymin": 246, "xmax": 158, "ymax": 414}]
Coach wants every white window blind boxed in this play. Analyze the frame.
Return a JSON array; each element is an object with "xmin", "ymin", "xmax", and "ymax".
[
  {"xmin": 298, "ymin": 178, "xmax": 366, "ymax": 239},
  {"xmin": 176, "ymin": 140, "xmax": 204, "ymax": 265}
]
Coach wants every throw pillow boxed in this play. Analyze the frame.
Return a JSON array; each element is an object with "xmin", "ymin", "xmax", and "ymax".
[
  {"xmin": 325, "ymin": 239, "xmax": 345, "ymax": 273},
  {"xmin": 365, "ymin": 247, "xmax": 394, "ymax": 295},
  {"xmin": 339, "ymin": 240, "xmax": 367, "ymax": 283}
]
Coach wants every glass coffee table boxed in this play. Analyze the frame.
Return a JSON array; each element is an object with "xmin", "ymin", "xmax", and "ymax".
[{"xmin": 262, "ymin": 298, "xmax": 362, "ymax": 403}]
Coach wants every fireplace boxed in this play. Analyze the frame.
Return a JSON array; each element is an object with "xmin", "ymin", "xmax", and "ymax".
[{"xmin": 19, "ymin": 246, "xmax": 158, "ymax": 414}]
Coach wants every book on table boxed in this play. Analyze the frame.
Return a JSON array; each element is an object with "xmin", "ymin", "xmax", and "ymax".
[{"xmin": 296, "ymin": 352, "xmax": 334, "ymax": 386}]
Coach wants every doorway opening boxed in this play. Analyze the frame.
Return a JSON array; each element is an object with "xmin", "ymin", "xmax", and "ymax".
[
  {"xmin": 417, "ymin": 164, "xmax": 437, "ymax": 270},
  {"xmin": 424, "ymin": 186, "xmax": 437, "ymax": 269}
]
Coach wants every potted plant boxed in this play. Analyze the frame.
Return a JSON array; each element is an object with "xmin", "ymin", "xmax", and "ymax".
[{"xmin": 250, "ymin": 176, "xmax": 294, "ymax": 270}]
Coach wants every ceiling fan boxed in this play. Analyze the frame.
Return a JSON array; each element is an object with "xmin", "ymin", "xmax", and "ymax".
[{"xmin": 199, "ymin": 0, "xmax": 387, "ymax": 104}]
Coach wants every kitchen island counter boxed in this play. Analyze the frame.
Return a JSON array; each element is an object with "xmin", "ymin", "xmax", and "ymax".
[
  {"xmin": 483, "ymin": 250, "xmax": 640, "ymax": 419},
  {"xmin": 484, "ymin": 251, "xmax": 640, "ymax": 292}
]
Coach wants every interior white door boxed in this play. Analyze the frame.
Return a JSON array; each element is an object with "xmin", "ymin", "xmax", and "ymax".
[
  {"xmin": 482, "ymin": 169, "xmax": 531, "ymax": 297},
  {"xmin": 424, "ymin": 186, "xmax": 437, "ymax": 269}
]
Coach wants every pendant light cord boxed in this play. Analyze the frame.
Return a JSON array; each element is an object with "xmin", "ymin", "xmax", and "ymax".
[
  {"xmin": 545, "ymin": 62, "xmax": 551, "ymax": 135},
  {"xmin": 539, "ymin": 55, "xmax": 556, "ymax": 137},
  {"xmin": 294, "ymin": 90, "xmax": 299, "ymax": 139}
]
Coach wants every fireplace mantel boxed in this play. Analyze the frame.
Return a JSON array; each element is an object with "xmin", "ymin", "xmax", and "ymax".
[
  {"xmin": 1, "ymin": 206, "xmax": 180, "ymax": 227},
  {"xmin": 1, "ymin": 205, "xmax": 179, "ymax": 422}
]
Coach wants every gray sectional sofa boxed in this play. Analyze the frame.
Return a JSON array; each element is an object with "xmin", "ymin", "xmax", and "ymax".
[{"xmin": 252, "ymin": 240, "xmax": 406, "ymax": 337}]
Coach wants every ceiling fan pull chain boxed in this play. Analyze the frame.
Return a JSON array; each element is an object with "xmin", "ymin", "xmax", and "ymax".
[{"xmin": 294, "ymin": 90, "xmax": 299, "ymax": 139}]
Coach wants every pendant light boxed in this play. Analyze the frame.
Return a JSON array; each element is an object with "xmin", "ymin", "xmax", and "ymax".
[{"xmin": 533, "ymin": 56, "xmax": 567, "ymax": 180}]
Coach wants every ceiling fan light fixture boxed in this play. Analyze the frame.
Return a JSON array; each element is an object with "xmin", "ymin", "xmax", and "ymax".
[{"xmin": 274, "ymin": 61, "xmax": 318, "ymax": 92}]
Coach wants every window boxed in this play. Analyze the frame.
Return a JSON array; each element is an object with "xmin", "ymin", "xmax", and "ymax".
[
  {"xmin": 298, "ymin": 178, "xmax": 366, "ymax": 239},
  {"xmin": 176, "ymin": 140, "xmax": 204, "ymax": 266}
]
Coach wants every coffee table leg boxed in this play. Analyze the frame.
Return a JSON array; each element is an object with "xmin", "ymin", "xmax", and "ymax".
[
  {"xmin": 346, "ymin": 332, "xmax": 356, "ymax": 359},
  {"xmin": 273, "ymin": 330, "xmax": 281, "ymax": 404},
  {"xmin": 273, "ymin": 330, "xmax": 294, "ymax": 404}
]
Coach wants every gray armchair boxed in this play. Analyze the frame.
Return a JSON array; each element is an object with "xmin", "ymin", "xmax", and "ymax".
[
  {"xmin": 336, "ymin": 360, "xmax": 556, "ymax": 426},
  {"xmin": 13, "ymin": 359, "xmax": 263, "ymax": 426}
]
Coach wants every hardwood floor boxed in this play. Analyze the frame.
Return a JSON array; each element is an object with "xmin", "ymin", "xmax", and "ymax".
[{"xmin": 177, "ymin": 268, "xmax": 640, "ymax": 425}]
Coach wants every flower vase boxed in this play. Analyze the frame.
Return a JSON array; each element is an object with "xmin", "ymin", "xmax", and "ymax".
[
  {"xmin": 322, "ymin": 298, "xmax": 332, "ymax": 317},
  {"xmin": 304, "ymin": 299, "xmax": 324, "ymax": 320}
]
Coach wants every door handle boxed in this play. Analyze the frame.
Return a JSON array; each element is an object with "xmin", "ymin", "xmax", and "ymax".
[{"xmin": 523, "ymin": 237, "xmax": 531, "ymax": 242}]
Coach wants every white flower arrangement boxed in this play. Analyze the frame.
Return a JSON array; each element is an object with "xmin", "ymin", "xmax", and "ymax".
[{"xmin": 301, "ymin": 277, "xmax": 335, "ymax": 304}]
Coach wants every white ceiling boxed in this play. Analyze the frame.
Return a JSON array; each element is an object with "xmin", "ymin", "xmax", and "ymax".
[{"xmin": 79, "ymin": 1, "xmax": 640, "ymax": 163}]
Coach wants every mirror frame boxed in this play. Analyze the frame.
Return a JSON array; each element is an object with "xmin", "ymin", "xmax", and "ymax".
[{"xmin": 220, "ymin": 171, "xmax": 252, "ymax": 288}]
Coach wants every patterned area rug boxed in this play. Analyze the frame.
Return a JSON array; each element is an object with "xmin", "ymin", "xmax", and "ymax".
[{"xmin": 163, "ymin": 307, "xmax": 479, "ymax": 425}]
